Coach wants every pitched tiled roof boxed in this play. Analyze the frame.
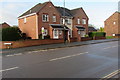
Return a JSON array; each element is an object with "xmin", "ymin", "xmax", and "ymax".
[
  {"xmin": 19, "ymin": 1, "xmax": 87, "ymax": 18},
  {"xmin": 88, "ymin": 27, "xmax": 97, "ymax": 31},
  {"xmin": 70, "ymin": 8, "xmax": 81, "ymax": 16},
  {"xmin": 19, "ymin": 2, "xmax": 48, "ymax": 17},
  {"xmin": 55, "ymin": 7, "xmax": 73, "ymax": 17}
]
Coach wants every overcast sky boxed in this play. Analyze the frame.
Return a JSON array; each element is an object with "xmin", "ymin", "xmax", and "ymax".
[{"xmin": 0, "ymin": 0, "xmax": 119, "ymax": 28}]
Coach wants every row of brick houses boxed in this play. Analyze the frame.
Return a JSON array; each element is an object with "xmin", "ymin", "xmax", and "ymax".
[
  {"xmin": 18, "ymin": 1, "xmax": 89, "ymax": 39},
  {"xmin": 104, "ymin": 11, "xmax": 120, "ymax": 37}
]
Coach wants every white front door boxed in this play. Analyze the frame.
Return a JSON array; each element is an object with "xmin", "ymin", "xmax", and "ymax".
[{"xmin": 53, "ymin": 30, "xmax": 59, "ymax": 39}]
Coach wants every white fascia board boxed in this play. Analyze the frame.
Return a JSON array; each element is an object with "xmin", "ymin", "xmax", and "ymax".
[{"xmin": 18, "ymin": 13, "xmax": 37, "ymax": 19}]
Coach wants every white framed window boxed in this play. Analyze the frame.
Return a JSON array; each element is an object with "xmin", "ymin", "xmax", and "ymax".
[
  {"xmin": 59, "ymin": 30, "xmax": 62, "ymax": 35},
  {"xmin": 113, "ymin": 22, "xmax": 116, "ymax": 25},
  {"xmin": 78, "ymin": 30, "xmax": 81, "ymax": 34},
  {"xmin": 67, "ymin": 19, "xmax": 71, "ymax": 24},
  {"xmin": 53, "ymin": 29, "xmax": 59, "ymax": 39},
  {"xmin": 82, "ymin": 19, "xmax": 86, "ymax": 24},
  {"xmin": 44, "ymin": 29, "xmax": 48, "ymax": 36},
  {"xmin": 53, "ymin": 16, "xmax": 56, "ymax": 22},
  {"xmin": 77, "ymin": 18, "xmax": 80, "ymax": 24},
  {"xmin": 42, "ymin": 14, "xmax": 49, "ymax": 22},
  {"xmin": 24, "ymin": 18, "xmax": 27, "ymax": 23}
]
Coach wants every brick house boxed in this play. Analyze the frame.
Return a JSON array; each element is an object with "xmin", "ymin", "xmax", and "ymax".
[
  {"xmin": 18, "ymin": 1, "xmax": 89, "ymax": 39},
  {"xmin": 0, "ymin": 22, "xmax": 10, "ymax": 28},
  {"xmin": 104, "ymin": 11, "xmax": 120, "ymax": 37}
]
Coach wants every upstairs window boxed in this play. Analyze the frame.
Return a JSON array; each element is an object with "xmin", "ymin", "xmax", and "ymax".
[
  {"xmin": 42, "ymin": 14, "xmax": 49, "ymax": 22},
  {"xmin": 113, "ymin": 21, "xmax": 116, "ymax": 25},
  {"xmin": 53, "ymin": 16, "xmax": 56, "ymax": 22},
  {"xmin": 24, "ymin": 18, "xmax": 27, "ymax": 23},
  {"xmin": 77, "ymin": 18, "xmax": 80, "ymax": 24},
  {"xmin": 67, "ymin": 19, "xmax": 71, "ymax": 24},
  {"xmin": 82, "ymin": 19, "xmax": 86, "ymax": 24}
]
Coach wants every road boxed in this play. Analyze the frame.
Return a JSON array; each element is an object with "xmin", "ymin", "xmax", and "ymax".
[{"xmin": 1, "ymin": 41, "xmax": 119, "ymax": 79}]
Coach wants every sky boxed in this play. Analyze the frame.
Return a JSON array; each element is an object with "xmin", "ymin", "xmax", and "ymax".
[{"xmin": 0, "ymin": 0, "xmax": 119, "ymax": 29}]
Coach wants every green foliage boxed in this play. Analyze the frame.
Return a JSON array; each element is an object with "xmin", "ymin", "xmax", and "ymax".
[
  {"xmin": 106, "ymin": 36, "xmax": 113, "ymax": 39},
  {"xmin": 44, "ymin": 35, "xmax": 50, "ymax": 39},
  {"xmin": 39, "ymin": 34, "xmax": 50, "ymax": 39},
  {"xmin": 84, "ymin": 34, "xmax": 89, "ymax": 37},
  {"xmin": 99, "ymin": 27, "xmax": 104, "ymax": 32},
  {"xmin": 2, "ymin": 27, "xmax": 22, "ymax": 41},
  {"xmin": 39, "ymin": 34, "xmax": 42, "ymax": 39},
  {"xmin": 88, "ymin": 32, "xmax": 106, "ymax": 37}
]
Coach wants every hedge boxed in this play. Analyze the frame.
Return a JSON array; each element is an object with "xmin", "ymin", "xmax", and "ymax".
[
  {"xmin": 2, "ymin": 27, "xmax": 22, "ymax": 41},
  {"xmin": 88, "ymin": 32, "xmax": 106, "ymax": 37}
]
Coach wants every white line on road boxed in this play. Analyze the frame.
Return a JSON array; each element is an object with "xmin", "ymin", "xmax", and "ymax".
[
  {"xmin": 6, "ymin": 53, "xmax": 22, "ymax": 57},
  {"xmin": 100, "ymin": 69, "xmax": 120, "ymax": 80},
  {"xmin": 49, "ymin": 52, "xmax": 88, "ymax": 61},
  {"xmin": 0, "ymin": 67, "xmax": 19, "ymax": 72},
  {"xmin": 103, "ymin": 45, "xmax": 118, "ymax": 50}
]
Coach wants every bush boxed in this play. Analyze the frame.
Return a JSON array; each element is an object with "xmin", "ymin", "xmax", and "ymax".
[
  {"xmin": 88, "ymin": 32, "xmax": 106, "ymax": 37},
  {"xmin": 39, "ymin": 34, "xmax": 50, "ymax": 39},
  {"xmin": 39, "ymin": 34, "xmax": 42, "ymax": 39},
  {"xmin": 2, "ymin": 27, "xmax": 22, "ymax": 41},
  {"xmin": 44, "ymin": 35, "xmax": 50, "ymax": 39}
]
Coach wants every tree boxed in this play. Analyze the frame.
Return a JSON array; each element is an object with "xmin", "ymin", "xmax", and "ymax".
[
  {"xmin": 2, "ymin": 27, "xmax": 22, "ymax": 41},
  {"xmin": 99, "ymin": 27, "xmax": 104, "ymax": 32}
]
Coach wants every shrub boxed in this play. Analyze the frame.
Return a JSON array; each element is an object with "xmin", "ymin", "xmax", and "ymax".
[
  {"xmin": 39, "ymin": 34, "xmax": 42, "ymax": 39},
  {"xmin": 2, "ymin": 27, "xmax": 22, "ymax": 41},
  {"xmin": 44, "ymin": 35, "xmax": 50, "ymax": 39},
  {"xmin": 88, "ymin": 32, "xmax": 106, "ymax": 37}
]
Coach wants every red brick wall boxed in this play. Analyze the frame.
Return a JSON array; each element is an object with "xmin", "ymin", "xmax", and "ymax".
[
  {"xmin": 104, "ymin": 12, "xmax": 120, "ymax": 36},
  {"xmin": 72, "ymin": 8, "xmax": 89, "ymax": 35},
  {"xmin": 18, "ymin": 15, "xmax": 38, "ymax": 39},
  {"xmin": 1, "ymin": 39, "xmax": 64, "ymax": 49},
  {"xmin": 1, "ymin": 38, "xmax": 78, "ymax": 49},
  {"xmin": 38, "ymin": 2, "xmax": 61, "ymax": 37},
  {"xmin": 81, "ymin": 37, "xmax": 92, "ymax": 41}
]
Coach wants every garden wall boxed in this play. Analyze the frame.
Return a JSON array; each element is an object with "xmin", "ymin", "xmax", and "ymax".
[{"xmin": 1, "ymin": 38, "xmax": 77, "ymax": 49}]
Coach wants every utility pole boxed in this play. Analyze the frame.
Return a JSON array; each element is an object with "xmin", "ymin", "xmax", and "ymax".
[{"xmin": 63, "ymin": 0, "xmax": 66, "ymax": 44}]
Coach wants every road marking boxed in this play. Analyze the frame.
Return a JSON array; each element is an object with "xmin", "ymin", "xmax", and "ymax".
[
  {"xmin": 0, "ymin": 67, "xmax": 19, "ymax": 72},
  {"xmin": 14, "ymin": 53, "xmax": 22, "ymax": 56},
  {"xmin": 6, "ymin": 53, "xmax": 22, "ymax": 57},
  {"xmin": 100, "ymin": 69, "xmax": 120, "ymax": 80},
  {"xmin": 103, "ymin": 45, "xmax": 118, "ymax": 50},
  {"xmin": 49, "ymin": 52, "xmax": 88, "ymax": 61},
  {"xmin": 103, "ymin": 47, "xmax": 112, "ymax": 50},
  {"xmin": 6, "ymin": 55, "xmax": 15, "ymax": 57}
]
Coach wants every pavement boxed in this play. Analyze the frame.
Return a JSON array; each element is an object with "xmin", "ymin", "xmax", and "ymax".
[
  {"xmin": 1, "ymin": 38, "xmax": 119, "ymax": 55},
  {"xmin": 1, "ymin": 40, "xmax": 119, "ymax": 79}
]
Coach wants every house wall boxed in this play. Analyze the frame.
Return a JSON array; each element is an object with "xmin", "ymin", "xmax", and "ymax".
[
  {"xmin": 18, "ymin": 15, "xmax": 38, "ymax": 39},
  {"xmin": 104, "ymin": 12, "xmax": 120, "ymax": 36},
  {"xmin": 0, "ymin": 23, "xmax": 10, "ymax": 28},
  {"xmin": 37, "ymin": 2, "xmax": 61, "ymax": 37},
  {"xmin": 73, "ymin": 8, "xmax": 89, "ymax": 32},
  {"xmin": 72, "ymin": 8, "xmax": 89, "ymax": 37}
]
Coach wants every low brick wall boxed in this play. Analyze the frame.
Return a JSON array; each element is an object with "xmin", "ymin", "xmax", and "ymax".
[
  {"xmin": 1, "ymin": 38, "xmax": 77, "ymax": 49},
  {"xmin": 81, "ymin": 37, "xmax": 92, "ymax": 41},
  {"xmin": 70, "ymin": 38, "xmax": 77, "ymax": 42},
  {"xmin": 1, "ymin": 39, "xmax": 64, "ymax": 49}
]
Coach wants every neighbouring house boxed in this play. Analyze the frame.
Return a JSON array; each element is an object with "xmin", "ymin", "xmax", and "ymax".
[
  {"xmin": 104, "ymin": 11, "xmax": 120, "ymax": 37},
  {"xmin": 88, "ymin": 27, "xmax": 97, "ymax": 32},
  {"xmin": 0, "ymin": 22, "xmax": 10, "ymax": 28},
  {"xmin": 18, "ymin": 1, "xmax": 89, "ymax": 39}
]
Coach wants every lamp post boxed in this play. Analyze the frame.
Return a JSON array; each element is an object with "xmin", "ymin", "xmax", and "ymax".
[{"xmin": 63, "ymin": 0, "xmax": 66, "ymax": 44}]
